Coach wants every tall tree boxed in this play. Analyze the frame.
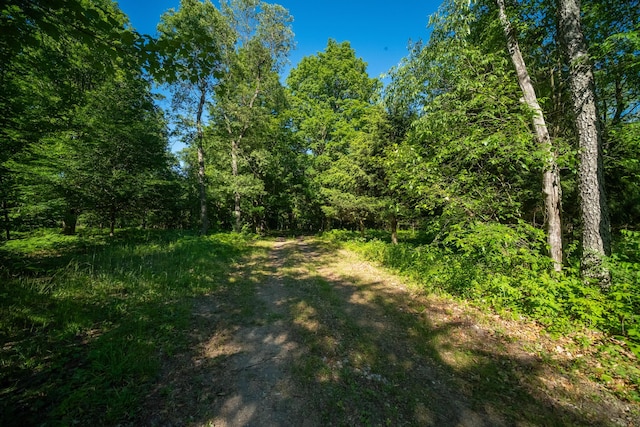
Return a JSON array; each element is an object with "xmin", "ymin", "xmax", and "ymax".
[
  {"xmin": 213, "ymin": 0, "xmax": 293, "ymax": 231},
  {"xmin": 496, "ymin": 0, "xmax": 563, "ymax": 271},
  {"xmin": 28, "ymin": 71, "xmax": 170, "ymax": 236},
  {"xmin": 155, "ymin": 0, "xmax": 233, "ymax": 234},
  {"xmin": 0, "ymin": 0, "xmax": 108, "ymax": 236},
  {"xmin": 287, "ymin": 40, "xmax": 382, "ymax": 233},
  {"xmin": 557, "ymin": 0, "xmax": 611, "ymax": 286},
  {"xmin": 0, "ymin": 0, "xmax": 148, "ymax": 236},
  {"xmin": 583, "ymin": 0, "xmax": 640, "ymax": 228},
  {"xmin": 386, "ymin": 2, "xmax": 546, "ymax": 245}
]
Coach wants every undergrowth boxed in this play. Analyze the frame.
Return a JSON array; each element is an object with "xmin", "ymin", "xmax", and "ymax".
[
  {"xmin": 0, "ymin": 228, "xmax": 253, "ymax": 425},
  {"xmin": 322, "ymin": 223, "xmax": 640, "ymax": 402}
]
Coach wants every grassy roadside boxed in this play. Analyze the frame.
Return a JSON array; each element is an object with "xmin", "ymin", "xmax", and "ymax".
[
  {"xmin": 0, "ymin": 229, "xmax": 253, "ymax": 425},
  {"xmin": 320, "ymin": 230, "xmax": 640, "ymax": 411}
]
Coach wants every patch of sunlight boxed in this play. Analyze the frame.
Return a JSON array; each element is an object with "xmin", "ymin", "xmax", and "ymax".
[
  {"xmin": 202, "ymin": 332, "xmax": 240, "ymax": 359},
  {"xmin": 63, "ymin": 321, "xmax": 84, "ymax": 336},
  {"xmin": 438, "ymin": 348, "xmax": 477, "ymax": 371},
  {"xmin": 316, "ymin": 335, "xmax": 339, "ymax": 354},
  {"xmin": 349, "ymin": 349, "xmax": 376, "ymax": 368},
  {"xmin": 217, "ymin": 395, "xmax": 257, "ymax": 425},
  {"xmin": 262, "ymin": 332, "xmax": 289, "ymax": 346},
  {"xmin": 253, "ymin": 240, "xmax": 273, "ymax": 248},
  {"xmin": 414, "ymin": 402, "xmax": 435, "ymax": 425},
  {"xmin": 292, "ymin": 301, "xmax": 320, "ymax": 332},
  {"xmin": 401, "ymin": 359, "xmax": 415, "ymax": 370},
  {"xmin": 316, "ymin": 365, "xmax": 333, "ymax": 383},
  {"xmin": 347, "ymin": 292, "xmax": 370, "ymax": 306}
]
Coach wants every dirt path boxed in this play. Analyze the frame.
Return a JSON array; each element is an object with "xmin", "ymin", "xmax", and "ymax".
[
  {"xmin": 139, "ymin": 238, "xmax": 637, "ymax": 426},
  {"xmin": 203, "ymin": 239, "xmax": 317, "ymax": 426}
]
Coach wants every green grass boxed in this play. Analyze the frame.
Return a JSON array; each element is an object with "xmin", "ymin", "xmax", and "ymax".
[
  {"xmin": 0, "ymin": 228, "xmax": 253, "ymax": 426},
  {"xmin": 3, "ymin": 228, "xmax": 638, "ymax": 424},
  {"xmin": 321, "ymin": 226, "xmax": 640, "ymax": 403}
]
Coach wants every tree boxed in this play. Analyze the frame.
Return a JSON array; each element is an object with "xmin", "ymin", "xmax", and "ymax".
[
  {"xmin": 583, "ymin": 0, "xmax": 640, "ymax": 229},
  {"xmin": 386, "ymin": 3, "xmax": 546, "ymax": 246},
  {"xmin": 212, "ymin": 0, "xmax": 294, "ymax": 231},
  {"xmin": 34, "ymin": 73, "xmax": 170, "ymax": 236},
  {"xmin": 287, "ymin": 40, "xmax": 382, "ymax": 233},
  {"xmin": 0, "ymin": 0, "xmax": 149, "ymax": 236},
  {"xmin": 496, "ymin": 0, "xmax": 563, "ymax": 271},
  {"xmin": 155, "ymin": 0, "xmax": 233, "ymax": 234},
  {"xmin": 558, "ymin": 0, "xmax": 611, "ymax": 286}
]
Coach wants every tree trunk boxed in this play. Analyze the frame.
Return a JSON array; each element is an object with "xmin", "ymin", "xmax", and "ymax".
[
  {"xmin": 390, "ymin": 215, "xmax": 398, "ymax": 245},
  {"xmin": 197, "ymin": 143, "xmax": 209, "ymax": 235},
  {"xmin": 2, "ymin": 199, "xmax": 9, "ymax": 240},
  {"xmin": 231, "ymin": 138, "xmax": 241, "ymax": 232},
  {"xmin": 196, "ymin": 84, "xmax": 209, "ymax": 235},
  {"xmin": 109, "ymin": 208, "xmax": 116, "ymax": 237},
  {"xmin": 141, "ymin": 211, "xmax": 147, "ymax": 230},
  {"xmin": 497, "ymin": 0, "xmax": 563, "ymax": 272},
  {"xmin": 558, "ymin": 0, "xmax": 611, "ymax": 287},
  {"xmin": 62, "ymin": 208, "xmax": 78, "ymax": 235},
  {"xmin": 358, "ymin": 218, "xmax": 365, "ymax": 238}
]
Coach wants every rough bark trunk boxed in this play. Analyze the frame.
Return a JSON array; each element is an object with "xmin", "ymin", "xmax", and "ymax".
[
  {"xmin": 231, "ymin": 138, "xmax": 241, "ymax": 232},
  {"xmin": 558, "ymin": 0, "xmax": 611, "ymax": 287},
  {"xmin": 196, "ymin": 84, "xmax": 209, "ymax": 235},
  {"xmin": 497, "ymin": 0, "xmax": 563, "ymax": 272},
  {"xmin": 612, "ymin": 77, "xmax": 624, "ymax": 126},
  {"xmin": 2, "ymin": 199, "xmax": 9, "ymax": 240},
  {"xmin": 141, "ymin": 211, "xmax": 147, "ymax": 230},
  {"xmin": 62, "ymin": 208, "xmax": 78, "ymax": 235},
  {"xmin": 227, "ymin": 77, "xmax": 262, "ymax": 234},
  {"xmin": 390, "ymin": 215, "xmax": 398, "ymax": 245}
]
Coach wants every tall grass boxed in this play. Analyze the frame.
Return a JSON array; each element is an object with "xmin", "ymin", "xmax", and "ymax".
[{"xmin": 0, "ymin": 229, "xmax": 252, "ymax": 425}]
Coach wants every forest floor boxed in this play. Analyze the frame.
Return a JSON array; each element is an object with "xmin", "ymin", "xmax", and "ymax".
[{"xmin": 137, "ymin": 237, "xmax": 638, "ymax": 426}]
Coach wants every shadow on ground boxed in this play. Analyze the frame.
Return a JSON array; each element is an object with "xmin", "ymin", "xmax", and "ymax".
[
  {"xmin": 0, "ymin": 231, "xmax": 250, "ymax": 426},
  {"xmin": 136, "ymin": 238, "xmax": 614, "ymax": 426}
]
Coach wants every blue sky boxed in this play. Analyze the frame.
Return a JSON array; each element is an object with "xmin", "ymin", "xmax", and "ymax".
[{"xmin": 116, "ymin": 0, "xmax": 442, "ymax": 80}]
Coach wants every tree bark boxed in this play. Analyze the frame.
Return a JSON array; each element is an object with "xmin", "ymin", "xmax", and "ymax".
[
  {"xmin": 2, "ymin": 199, "xmax": 9, "ymax": 240},
  {"xmin": 390, "ymin": 215, "xmax": 398, "ymax": 245},
  {"xmin": 196, "ymin": 84, "xmax": 209, "ymax": 235},
  {"xmin": 62, "ymin": 208, "xmax": 78, "ymax": 235},
  {"xmin": 109, "ymin": 207, "xmax": 116, "ymax": 237},
  {"xmin": 231, "ymin": 138, "xmax": 241, "ymax": 232},
  {"xmin": 226, "ymin": 77, "xmax": 263, "ymax": 234},
  {"xmin": 497, "ymin": 0, "xmax": 563, "ymax": 272},
  {"xmin": 141, "ymin": 211, "xmax": 147, "ymax": 230},
  {"xmin": 558, "ymin": 0, "xmax": 611, "ymax": 287}
]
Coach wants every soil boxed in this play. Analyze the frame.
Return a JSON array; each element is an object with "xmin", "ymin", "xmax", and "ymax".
[{"xmin": 137, "ymin": 238, "xmax": 639, "ymax": 426}]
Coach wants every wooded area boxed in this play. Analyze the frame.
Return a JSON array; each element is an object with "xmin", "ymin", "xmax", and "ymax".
[{"xmin": 1, "ymin": 0, "xmax": 640, "ymax": 419}]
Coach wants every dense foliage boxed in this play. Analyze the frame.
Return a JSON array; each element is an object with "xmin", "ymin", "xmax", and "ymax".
[{"xmin": 1, "ymin": 0, "xmax": 639, "ymax": 409}]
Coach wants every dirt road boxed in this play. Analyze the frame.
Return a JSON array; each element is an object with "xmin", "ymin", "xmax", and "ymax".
[{"xmin": 139, "ymin": 238, "xmax": 636, "ymax": 426}]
